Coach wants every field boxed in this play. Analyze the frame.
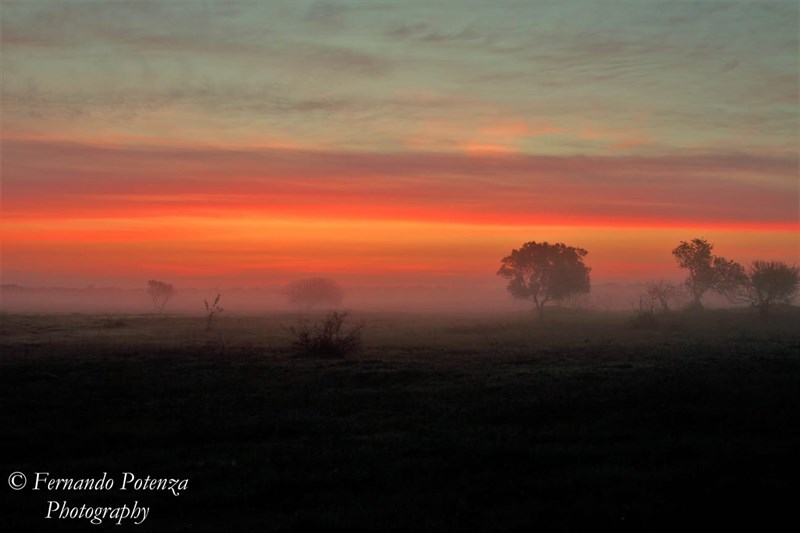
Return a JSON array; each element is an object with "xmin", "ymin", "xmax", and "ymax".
[{"xmin": 1, "ymin": 308, "xmax": 798, "ymax": 531}]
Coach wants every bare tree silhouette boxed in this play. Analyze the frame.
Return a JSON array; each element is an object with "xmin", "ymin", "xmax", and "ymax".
[
  {"xmin": 147, "ymin": 280, "xmax": 174, "ymax": 314},
  {"xmin": 204, "ymin": 294, "xmax": 224, "ymax": 331},
  {"xmin": 646, "ymin": 280, "xmax": 682, "ymax": 312}
]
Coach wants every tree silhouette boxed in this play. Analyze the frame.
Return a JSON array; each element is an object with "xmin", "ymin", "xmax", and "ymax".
[
  {"xmin": 497, "ymin": 241, "xmax": 591, "ymax": 320},
  {"xmin": 671, "ymin": 238, "xmax": 745, "ymax": 309},
  {"xmin": 285, "ymin": 277, "xmax": 344, "ymax": 310},
  {"xmin": 735, "ymin": 260, "xmax": 799, "ymax": 317},
  {"xmin": 646, "ymin": 280, "xmax": 681, "ymax": 312},
  {"xmin": 147, "ymin": 280, "xmax": 174, "ymax": 314}
]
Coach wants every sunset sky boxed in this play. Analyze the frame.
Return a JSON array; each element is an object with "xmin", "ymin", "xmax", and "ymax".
[{"xmin": 1, "ymin": 0, "xmax": 797, "ymax": 289}]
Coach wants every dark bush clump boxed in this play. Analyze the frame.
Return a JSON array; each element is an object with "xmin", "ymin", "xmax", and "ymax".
[
  {"xmin": 288, "ymin": 311, "xmax": 364, "ymax": 358},
  {"xmin": 630, "ymin": 294, "xmax": 658, "ymax": 328}
]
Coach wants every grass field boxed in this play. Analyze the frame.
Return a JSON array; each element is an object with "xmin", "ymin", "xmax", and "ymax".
[{"xmin": 1, "ymin": 308, "xmax": 798, "ymax": 531}]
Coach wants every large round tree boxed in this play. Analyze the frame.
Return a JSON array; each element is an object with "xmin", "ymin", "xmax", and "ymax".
[
  {"xmin": 285, "ymin": 277, "xmax": 344, "ymax": 310},
  {"xmin": 497, "ymin": 241, "xmax": 591, "ymax": 320}
]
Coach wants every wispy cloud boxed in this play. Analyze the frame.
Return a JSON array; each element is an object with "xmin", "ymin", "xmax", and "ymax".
[
  {"xmin": 2, "ymin": 1, "xmax": 795, "ymax": 155},
  {"xmin": 3, "ymin": 140, "xmax": 796, "ymax": 227}
]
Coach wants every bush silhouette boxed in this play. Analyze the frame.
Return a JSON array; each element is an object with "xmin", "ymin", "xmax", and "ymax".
[
  {"xmin": 734, "ymin": 260, "xmax": 799, "ymax": 317},
  {"xmin": 288, "ymin": 311, "xmax": 364, "ymax": 358},
  {"xmin": 630, "ymin": 293, "xmax": 659, "ymax": 328}
]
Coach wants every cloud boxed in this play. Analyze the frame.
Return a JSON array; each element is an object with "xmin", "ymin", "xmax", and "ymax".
[
  {"xmin": 1, "ymin": 81, "xmax": 462, "ymax": 124},
  {"xmin": 1, "ymin": 1, "xmax": 391, "ymax": 78},
  {"xmin": 2, "ymin": 140, "xmax": 796, "ymax": 227},
  {"xmin": 2, "ymin": 1, "xmax": 795, "ymax": 158},
  {"xmin": 386, "ymin": 22, "xmax": 485, "ymax": 44}
]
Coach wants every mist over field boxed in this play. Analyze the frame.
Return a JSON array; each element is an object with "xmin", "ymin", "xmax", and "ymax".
[{"xmin": 2, "ymin": 279, "xmax": 749, "ymax": 316}]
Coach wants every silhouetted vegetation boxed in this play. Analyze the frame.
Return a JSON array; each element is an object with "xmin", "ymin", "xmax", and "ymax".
[
  {"xmin": 497, "ymin": 241, "xmax": 591, "ymax": 320},
  {"xmin": 1, "ymin": 235, "xmax": 796, "ymax": 531},
  {"xmin": 146, "ymin": 279, "xmax": 174, "ymax": 314},
  {"xmin": 630, "ymin": 280, "xmax": 684, "ymax": 327},
  {"xmin": 287, "ymin": 310, "xmax": 364, "ymax": 358},
  {"xmin": 645, "ymin": 280, "xmax": 682, "ymax": 312},
  {"xmin": 672, "ymin": 238, "xmax": 744, "ymax": 309},
  {"xmin": 630, "ymin": 292, "xmax": 659, "ymax": 328},
  {"xmin": 204, "ymin": 294, "xmax": 224, "ymax": 331},
  {"xmin": 285, "ymin": 277, "xmax": 344, "ymax": 310},
  {"xmin": 733, "ymin": 260, "xmax": 800, "ymax": 317}
]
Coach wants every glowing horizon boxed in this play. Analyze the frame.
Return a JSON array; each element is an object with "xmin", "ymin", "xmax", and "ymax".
[{"xmin": 1, "ymin": 1, "xmax": 797, "ymax": 290}]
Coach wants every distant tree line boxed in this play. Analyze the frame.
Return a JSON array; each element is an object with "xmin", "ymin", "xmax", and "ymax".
[
  {"xmin": 672, "ymin": 238, "xmax": 799, "ymax": 317},
  {"xmin": 144, "ymin": 239, "xmax": 797, "ymax": 325},
  {"xmin": 498, "ymin": 238, "xmax": 798, "ymax": 320}
]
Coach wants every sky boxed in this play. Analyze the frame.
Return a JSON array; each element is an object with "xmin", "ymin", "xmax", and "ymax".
[{"xmin": 1, "ymin": 0, "xmax": 797, "ymax": 289}]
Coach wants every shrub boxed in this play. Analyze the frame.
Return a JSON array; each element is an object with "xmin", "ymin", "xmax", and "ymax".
[
  {"xmin": 204, "ymin": 294, "xmax": 224, "ymax": 332},
  {"xmin": 288, "ymin": 311, "xmax": 364, "ymax": 358},
  {"xmin": 732, "ymin": 260, "xmax": 800, "ymax": 318},
  {"xmin": 630, "ymin": 293, "xmax": 658, "ymax": 328},
  {"xmin": 645, "ymin": 280, "xmax": 682, "ymax": 312}
]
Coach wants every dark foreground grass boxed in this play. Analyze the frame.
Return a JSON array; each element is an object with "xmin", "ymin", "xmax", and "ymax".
[{"xmin": 1, "ymin": 309, "xmax": 798, "ymax": 531}]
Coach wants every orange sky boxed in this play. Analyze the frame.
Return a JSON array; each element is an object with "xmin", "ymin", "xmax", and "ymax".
[
  {"xmin": 1, "ymin": 140, "xmax": 797, "ymax": 288},
  {"xmin": 1, "ymin": 2, "xmax": 798, "ymax": 290}
]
